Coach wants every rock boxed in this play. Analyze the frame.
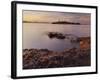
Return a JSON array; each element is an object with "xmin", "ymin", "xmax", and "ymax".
[
  {"xmin": 47, "ymin": 32, "xmax": 66, "ymax": 39},
  {"xmin": 23, "ymin": 37, "xmax": 90, "ymax": 69}
]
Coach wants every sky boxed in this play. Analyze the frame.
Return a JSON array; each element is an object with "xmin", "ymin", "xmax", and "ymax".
[{"xmin": 23, "ymin": 10, "xmax": 91, "ymax": 25}]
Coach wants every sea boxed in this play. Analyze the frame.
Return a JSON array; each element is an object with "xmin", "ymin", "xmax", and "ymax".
[{"xmin": 23, "ymin": 23, "xmax": 90, "ymax": 51}]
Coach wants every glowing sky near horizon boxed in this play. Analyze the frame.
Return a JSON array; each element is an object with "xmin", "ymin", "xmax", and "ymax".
[{"xmin": 23, "ymin": 10, "xmax": 91, "ymax": 25}]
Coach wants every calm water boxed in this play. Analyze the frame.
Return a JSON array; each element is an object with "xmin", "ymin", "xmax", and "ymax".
[{"xmin": 23, "ymin": 23, "xmax": 90, "ymax": 51}]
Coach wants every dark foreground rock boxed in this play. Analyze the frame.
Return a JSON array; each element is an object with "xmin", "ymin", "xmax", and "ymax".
[{"xmin": 23, "ymin": 37, "xmax": 90, "ymax": 69}]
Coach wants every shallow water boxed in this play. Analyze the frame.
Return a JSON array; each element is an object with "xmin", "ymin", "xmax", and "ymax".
[{"xmin": 23, "ymin": 23, "xmax": 90, "ymax": 51}]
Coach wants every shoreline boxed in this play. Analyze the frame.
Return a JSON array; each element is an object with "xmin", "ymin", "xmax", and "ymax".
[{"xmin": 23, "ymin": 37, "xmax": 90, "ymax": 69}]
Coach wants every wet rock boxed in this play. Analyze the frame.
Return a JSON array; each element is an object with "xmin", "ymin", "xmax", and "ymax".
[
  {"xmin": 47, "ymin": 32, "xmax": 66, "ymax": 39},
  {"xmin": 23, "ymin": 37, "xmax": 91, "ymax": 69}
]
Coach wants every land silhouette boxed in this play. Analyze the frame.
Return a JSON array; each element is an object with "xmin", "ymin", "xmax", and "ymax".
[{"xmin": 23, "ymin": 21, "xmax": 81, "ymax": 25}]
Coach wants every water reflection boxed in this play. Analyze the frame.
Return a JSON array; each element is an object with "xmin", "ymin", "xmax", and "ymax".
[{"xmin": 23, "ymin": 23, "xmax": 90, "ymax": 51}]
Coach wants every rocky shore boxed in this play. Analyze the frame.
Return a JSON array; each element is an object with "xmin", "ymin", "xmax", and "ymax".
[{"xmin": 23, "ymin": 37, "xmax": 90, "ymax": 69}]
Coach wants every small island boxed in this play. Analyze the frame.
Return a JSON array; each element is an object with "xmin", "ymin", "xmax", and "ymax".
[{"xmin": 52, "ymin": 21, "xmax": 80, "ymax": 25}]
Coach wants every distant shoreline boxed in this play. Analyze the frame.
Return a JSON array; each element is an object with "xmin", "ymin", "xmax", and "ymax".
[{"xmin": 23, "ymin": 21, "xmax": 82, "ymax": 25}]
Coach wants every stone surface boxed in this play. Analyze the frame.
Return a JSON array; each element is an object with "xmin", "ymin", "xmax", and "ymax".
[{"xmin": 23, "ymin": 37, "xmax": 90, "ymax": 69}]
